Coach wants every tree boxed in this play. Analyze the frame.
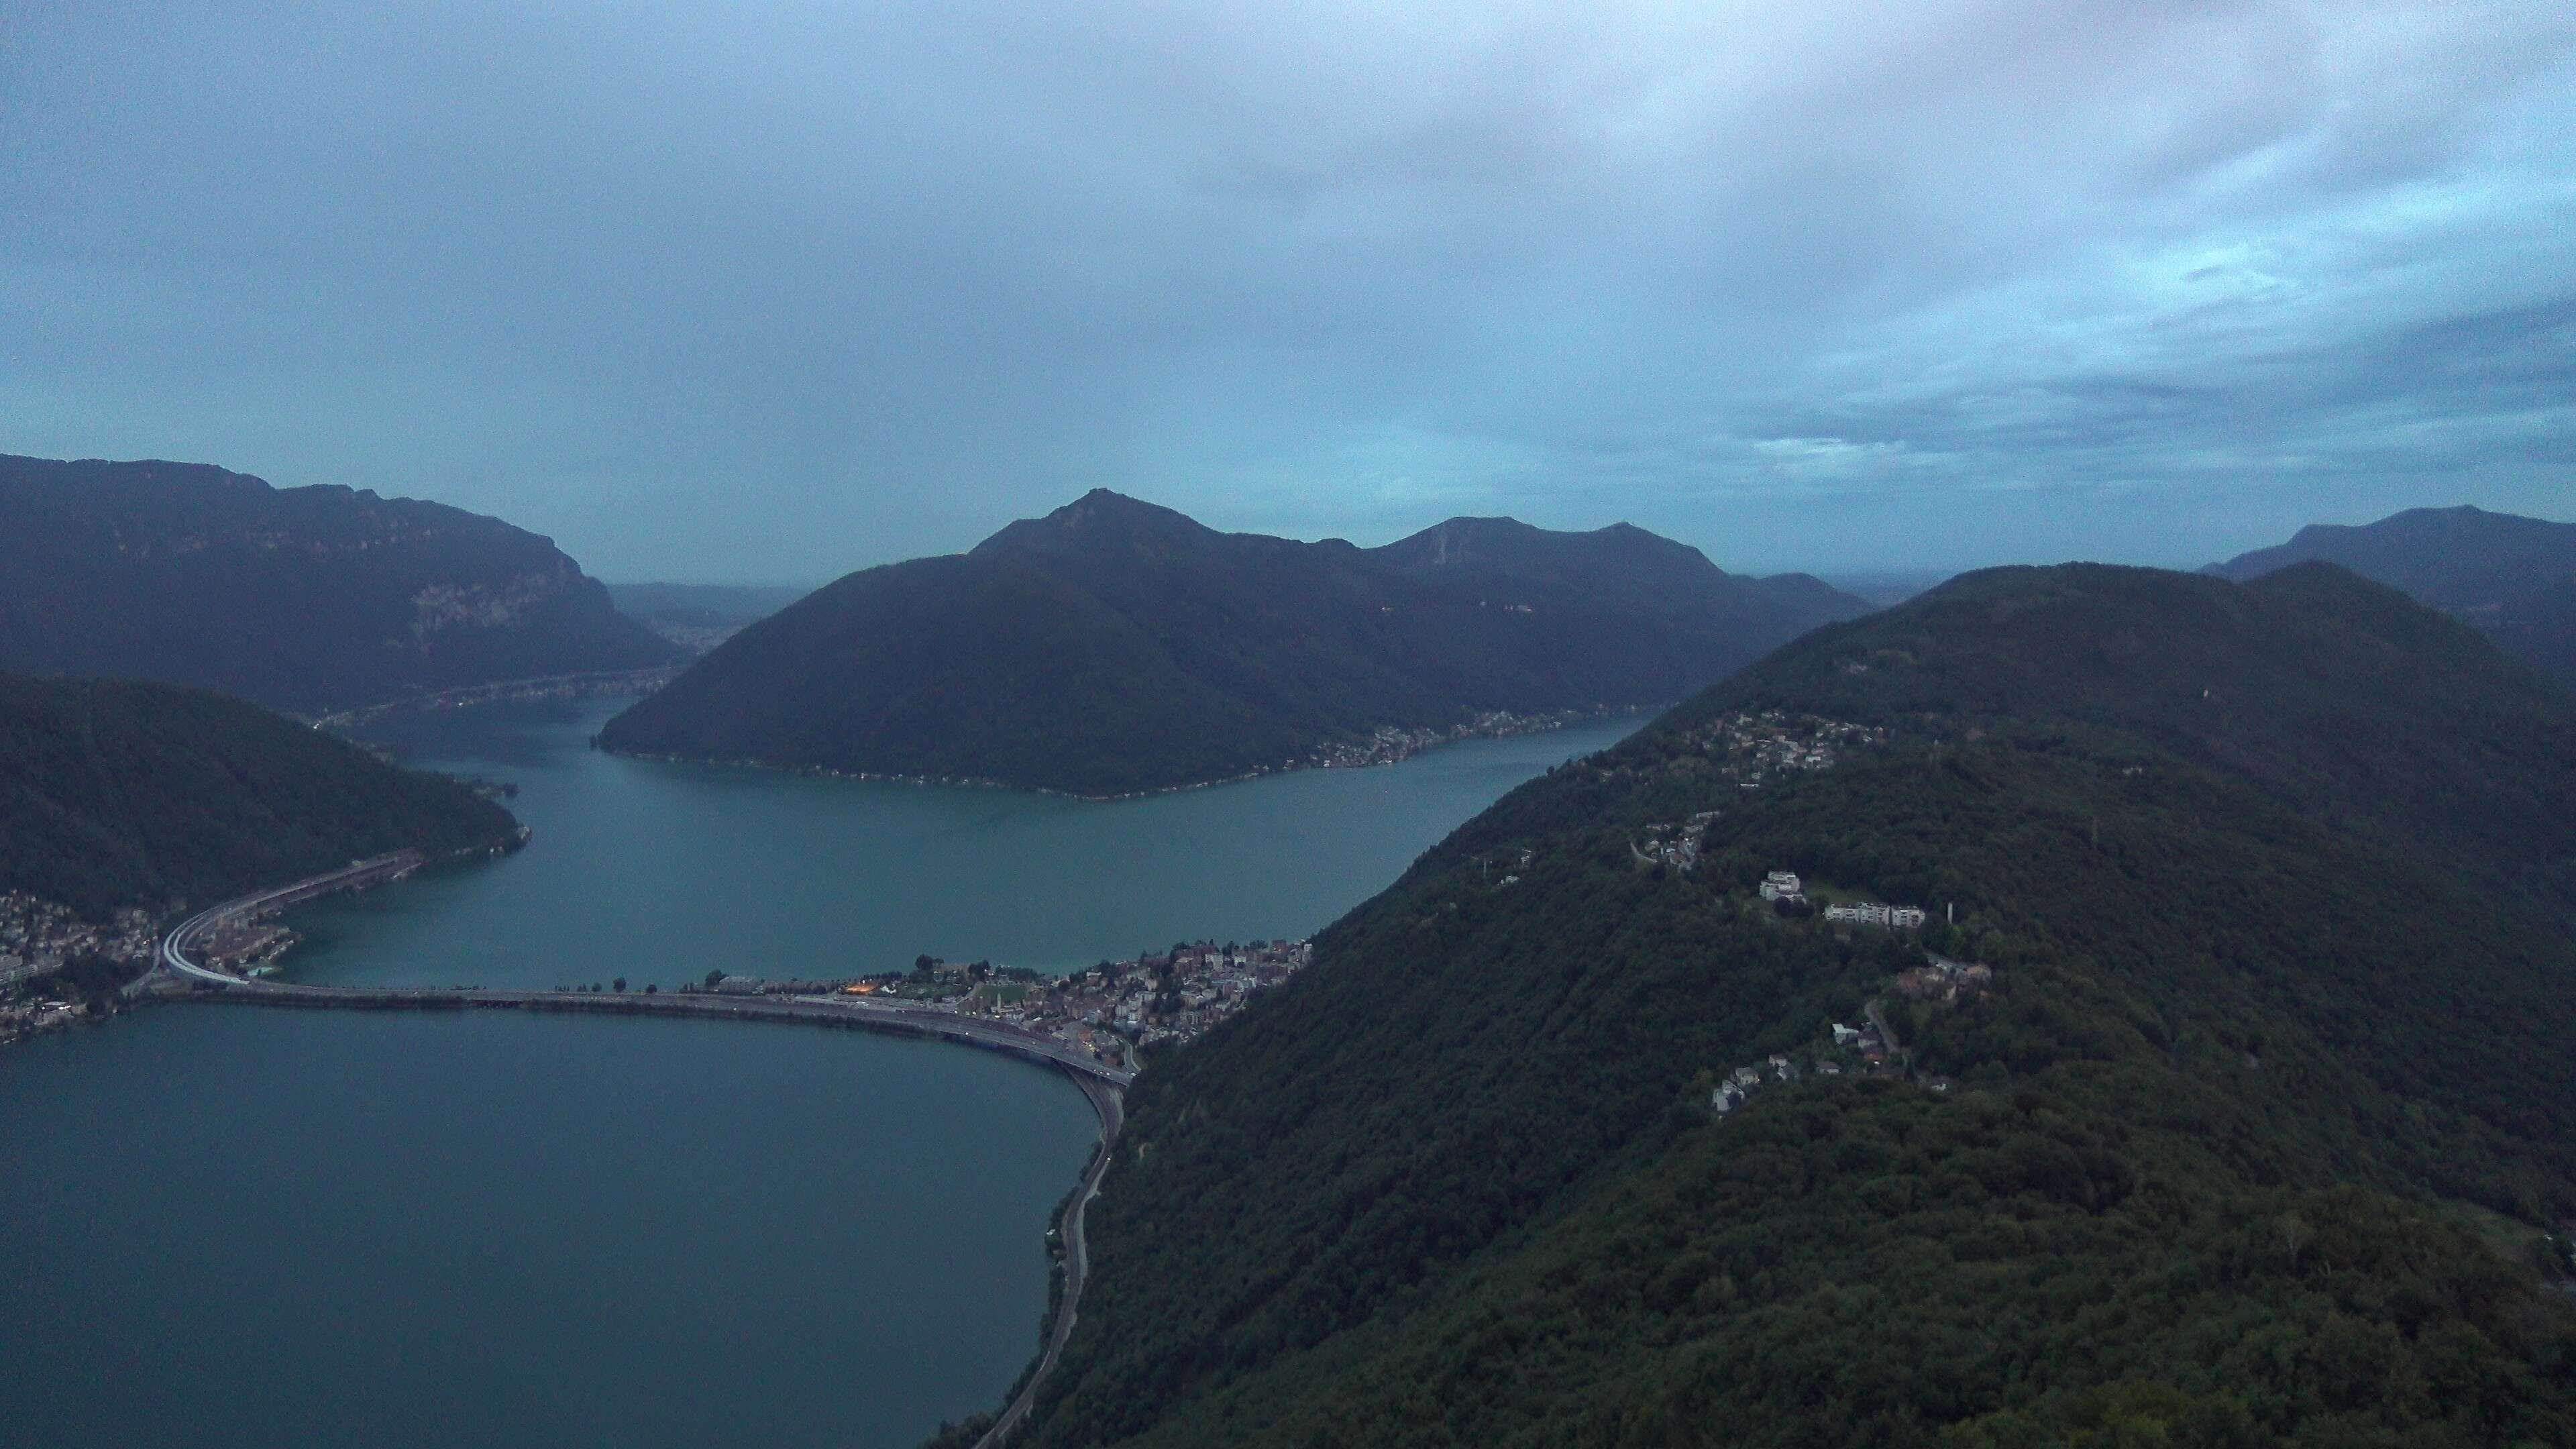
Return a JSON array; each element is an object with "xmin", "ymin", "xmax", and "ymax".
[
  {"xmin": 612, "ymin": 977, "xmax": 627, "ymax": 993},
  {"xmin": 704, "ymin": 968, "xmax": 723, "ymax": 989}
]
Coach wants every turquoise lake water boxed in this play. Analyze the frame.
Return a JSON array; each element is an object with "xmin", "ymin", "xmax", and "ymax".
[{"xmin": 0, "ymin": 700, "xmax": 1639, "ymax": 1448}]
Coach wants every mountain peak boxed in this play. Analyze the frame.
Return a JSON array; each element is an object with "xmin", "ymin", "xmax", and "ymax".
[{"xmin": 973, "ymin": 489, "xmax": 1217, "ymax": 557}]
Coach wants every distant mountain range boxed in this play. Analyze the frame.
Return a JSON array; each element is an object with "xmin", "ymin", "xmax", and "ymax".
[
  {"xmin": 597, "ymin": 490, "xmax": 1873, "ymax": 796},
  {"xmin": 986, "ymin": 561, "xmax": 2576, "ymax": 1448},
  {"xmin": 0, "ymin": 673, "xmax": 520, "ymax": 924},
  {"xmin": 0, "ymin": 455, "xmax": 680, "ymax": 716},
  {"xmin": 606, "ymin": 582, "xmax": 812, "ymax": 655},
  {"xmin": 2208, "ymin": 504, "xmax": 2576, "ymax": 691}
]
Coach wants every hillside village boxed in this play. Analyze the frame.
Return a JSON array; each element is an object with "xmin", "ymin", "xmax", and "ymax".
[
  {"xmin": 1675, "ymin": 708, "xmax": 1887, "ymax": 785},
  {"xmin": 1628, "ymin": 711, "xmax": 1888, "ymax": 870},
  {"xmin": 1711, "ymin": 953, "xmax": 1999, "ymax": 1116}
]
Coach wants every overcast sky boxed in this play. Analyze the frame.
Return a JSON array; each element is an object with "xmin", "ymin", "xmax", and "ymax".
[{"xmin": 3, "ymin": 2, "xmax": 2570, "ymax": 583}]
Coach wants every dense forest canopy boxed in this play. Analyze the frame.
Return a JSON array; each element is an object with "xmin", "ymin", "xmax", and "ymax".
[
  {"xmin": 993, "ymin": 562, "xmax": 2576, "ymax": 1449},
  {"xmin": 0, "ymin": 674, "xmax": 521, "ymax": 920},
  {"xmin": 597, "ymin": 491, "xmax": 1870, "ymax": 796},
  {"xmin": 0, "ymin": 453, "xmax": 678, "ymax": 715}
]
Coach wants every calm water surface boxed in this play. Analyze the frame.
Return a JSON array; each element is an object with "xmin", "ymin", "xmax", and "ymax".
[
  {"xmin": 0, "ymin": 700, "xmax": 1638, "ymax": 1448},
  {"xmin": 289, "ymin": 699, "xmax": 1642, "ymax": 988}
]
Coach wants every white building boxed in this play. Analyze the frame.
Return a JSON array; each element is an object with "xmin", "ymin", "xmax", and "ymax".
[
  {"xmin": 1823, "ymin": 901, "xmax": 1928, "ymax": 930},
  {"xmin": 1760, "ymin": 870, "xmax": 1803, "ymax": 902}
]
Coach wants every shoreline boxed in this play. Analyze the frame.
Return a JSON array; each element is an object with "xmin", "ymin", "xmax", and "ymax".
[{"xmin": 597, "ymin": 704, "xmax": 1652, "ymax": 804}]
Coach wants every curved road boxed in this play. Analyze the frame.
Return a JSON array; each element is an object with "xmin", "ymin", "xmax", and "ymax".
[{"xmin": 976, "ymin": 1073, "xmax": 1122, "ymax": 1448}]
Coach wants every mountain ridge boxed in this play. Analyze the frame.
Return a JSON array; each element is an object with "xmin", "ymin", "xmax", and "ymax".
[
  {"xmin": 0, "ymin": 453, "xmax": 681, "ymax": 715},
  {"xmin": 599, "ymin": 492, "xmax": 1872, "ymax": 796},
  {"xmin": 2208, "ymin": 504, "xmax": 2576, "ymax": 692}
]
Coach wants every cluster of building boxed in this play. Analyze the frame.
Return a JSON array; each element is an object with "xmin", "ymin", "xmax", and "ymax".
[
  {"xmin": 1894, "ymin": 954, "xmax": 1994, "ymax": 1003},
  {"xmin": 1, "ymin": 893, "xmax": 160, "ymax": 1046},
  {"xmin": 184, "ymin": 913, "xmax": 302, "ymax": 976},
  {"xmin": 702, "ymin": 938, "xmax": 1316, "ymax": 1069},
  {"xmin": 1302, "ymin": 708, "xmax": 1607, "ymax": 773},
  {"xmin": 1711, "ymin": 952, "xmax": 1997, "ymax": 1117},
  {"xmin": 1634, "ymin": 812, "xmax": 1723, "ymax": 872},
  {"xmin": 1709, "ymin": 1013, "xmax": 1926, "ymax": 1116},
  {"xmin": 0, "ymin": 995, "xmax": 94, "ymax": 1045},
  {"xmin": 1756, "ymin": 871, "xmax": 1929, "ymax": 929},
  {"xmin": 1825, "ymin": 900, "xmax": 1928, "ymax": 929},
  {"xmin": 0, "ymin": 892, "xmax": 158, "ymax": 991},
  {"xmin": 1678, "ymin": 710, "xmax": 1888, "ymax": 789},
  {"xmin": 1035, "ymin": 938, "xmax": 1314, "ymax": 1052}
]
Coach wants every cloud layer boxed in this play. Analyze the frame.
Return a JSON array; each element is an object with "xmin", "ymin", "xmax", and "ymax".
[{"xmin": 3, "ymin": 1, "xmax": 2569, "ymax": 578}]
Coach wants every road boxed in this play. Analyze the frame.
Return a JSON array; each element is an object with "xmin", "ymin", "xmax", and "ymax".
[
  {"xmin": 977, "ymin": 1072, "xmax": 1123, "ymax": 1449},
  {"xmin": 160, "ymin": 853, "xmax": 425, "ymax": 987}
]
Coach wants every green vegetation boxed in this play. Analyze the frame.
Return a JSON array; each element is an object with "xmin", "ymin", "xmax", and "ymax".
[
  {"xmin": 998, "ymin": 563, "xmax": 2576, "ymax": 1448},
  {"xmin": 0, "ymin": 673, "xmax": 521, "ymax": 920},
  {"xmin": 0, "ymin": 453, "xmax": 678, "ymax": 714},
  {"xmin": 598, "ymin": 491, "xmax": 1868, "ymax": 796}
]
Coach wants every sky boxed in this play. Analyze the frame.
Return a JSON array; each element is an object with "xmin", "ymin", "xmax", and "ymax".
[{"xmin": 3, "ymin": 1, "xmax": 2571, "ymax": 584}]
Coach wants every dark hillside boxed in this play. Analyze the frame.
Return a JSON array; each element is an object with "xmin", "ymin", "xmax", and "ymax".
[
  {"xmin": 0, "ymin": 674, "xmax": 519, "ymax": 920},
  {"xmin": 997, "ymin": 563, "xmax": 2576, "ymax": 1449},
  {"xmin": 2210, "ymin": 504, "xmax": 2576, "ymax": 692},
  {"xmin": 0, "ymin": 454, "xmax": 679, "ymax": 714},
  {"xmin": 600, "ymin": 492, "xmax": 1870, "ymax": 795},
  {"xmin": 2209, "ymin": 504, "xmax": 2576, "ymax": 610},
  {"xmin": 1660, "ymin": 563, "xmax": 2576, "ymax": 902}
]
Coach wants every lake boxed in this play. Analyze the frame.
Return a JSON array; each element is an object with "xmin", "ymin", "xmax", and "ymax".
[{"xmin": 0, "ymin": 700, "xmax": 1639, "ymax": 1448}]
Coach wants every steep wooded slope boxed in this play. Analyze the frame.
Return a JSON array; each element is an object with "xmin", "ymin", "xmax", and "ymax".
[
  {"xmin": 599, "ymin": 492, "xmax": 1868, "ymax": 795},
  {"xmin": 0, "ymin": 674, "xmax": 520, "ymax": 921},
  {"xmin": 992, "ymin": 564, "xmax": 2576, "ymax": 1449}
]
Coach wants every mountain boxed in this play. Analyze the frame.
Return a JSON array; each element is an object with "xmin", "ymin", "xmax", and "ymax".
[
  {"xmin": 0, "ymin": 455, "xmax": 682, "ymax": 715},
  {"xmin": 598, "ymin": 492, "xmax": 1872, "ymax": 796},
  {"xmin": 0, "ymin": 674, "xmax": 520, "ymax": 923},
  {"xmin": 606, "ymin": 582, "xmax": 812, "ymax": 655},
  {"xmin": 971, "ymin": 563, "xmax": 2576, "ymax": 1449},
  {"xmin": 2208, "ymin": 504, "xmax": 2576, "ymax": 690}
]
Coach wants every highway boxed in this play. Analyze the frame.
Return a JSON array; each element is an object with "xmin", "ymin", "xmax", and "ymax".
[{"xmin": 160, "ymin": 853, "xmax": 426, "ymax": 987}]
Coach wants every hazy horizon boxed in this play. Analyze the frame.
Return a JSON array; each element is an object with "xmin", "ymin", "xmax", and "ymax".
[{"xmin": 7, "ymin": 3, "xmax": 2571, "ymax": 582}]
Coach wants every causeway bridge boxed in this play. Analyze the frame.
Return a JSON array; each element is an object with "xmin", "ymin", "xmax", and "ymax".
[
  {"xmin": 155, "ymin": 862, "xmax": 1133, "ymax": 1088},
  {"xmin": 153, "ymin": 861, "xmax": 1133, "ymax": 1446}
]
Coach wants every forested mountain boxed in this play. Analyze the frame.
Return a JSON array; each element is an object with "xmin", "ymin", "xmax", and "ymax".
[
  {"xmin": 598, "ymin": 492, "xmax": 1870, "ymax": 796},
  {"xmin": 0, "ymin": 674, "xmax": 520, "ymax": 921},
  {"xmin": 0, "ymin": 454, "xmax": 680, "ymax": 715},
  {"xmin": 2209, "ymin": 504, "xmax": 2576, "ymax": 691},
  {"xmin": 987, "ymin": 563, "xmax": 2576, "ymax": 1449}
]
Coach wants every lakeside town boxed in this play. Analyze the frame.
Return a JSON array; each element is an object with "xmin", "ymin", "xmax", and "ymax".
[
  {"xmin": 0, "ymin": 891, "xmax": 161, "ymax": 1046},
  {"xmin": 1302, "ymin": 706, "xmax": 1629, "ymax": 772},
  {"xmin": 678, "ymin": 937, "xmax": 1316, "ymax": 1071}
]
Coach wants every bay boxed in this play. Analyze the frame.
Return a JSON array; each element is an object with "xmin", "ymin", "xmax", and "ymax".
[
  {"xmin": 0, "ymin": 1006, "xmax": 1097, "ymax": 1449},
  {"xmin": 0, "ymin": 699, "xmax": 1638, "ymax": 1448}
]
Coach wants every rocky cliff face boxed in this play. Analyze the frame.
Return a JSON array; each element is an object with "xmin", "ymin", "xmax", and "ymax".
[{"xmin": 0, "ymin": 454, "xmax": 679, "ymax": 714}]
